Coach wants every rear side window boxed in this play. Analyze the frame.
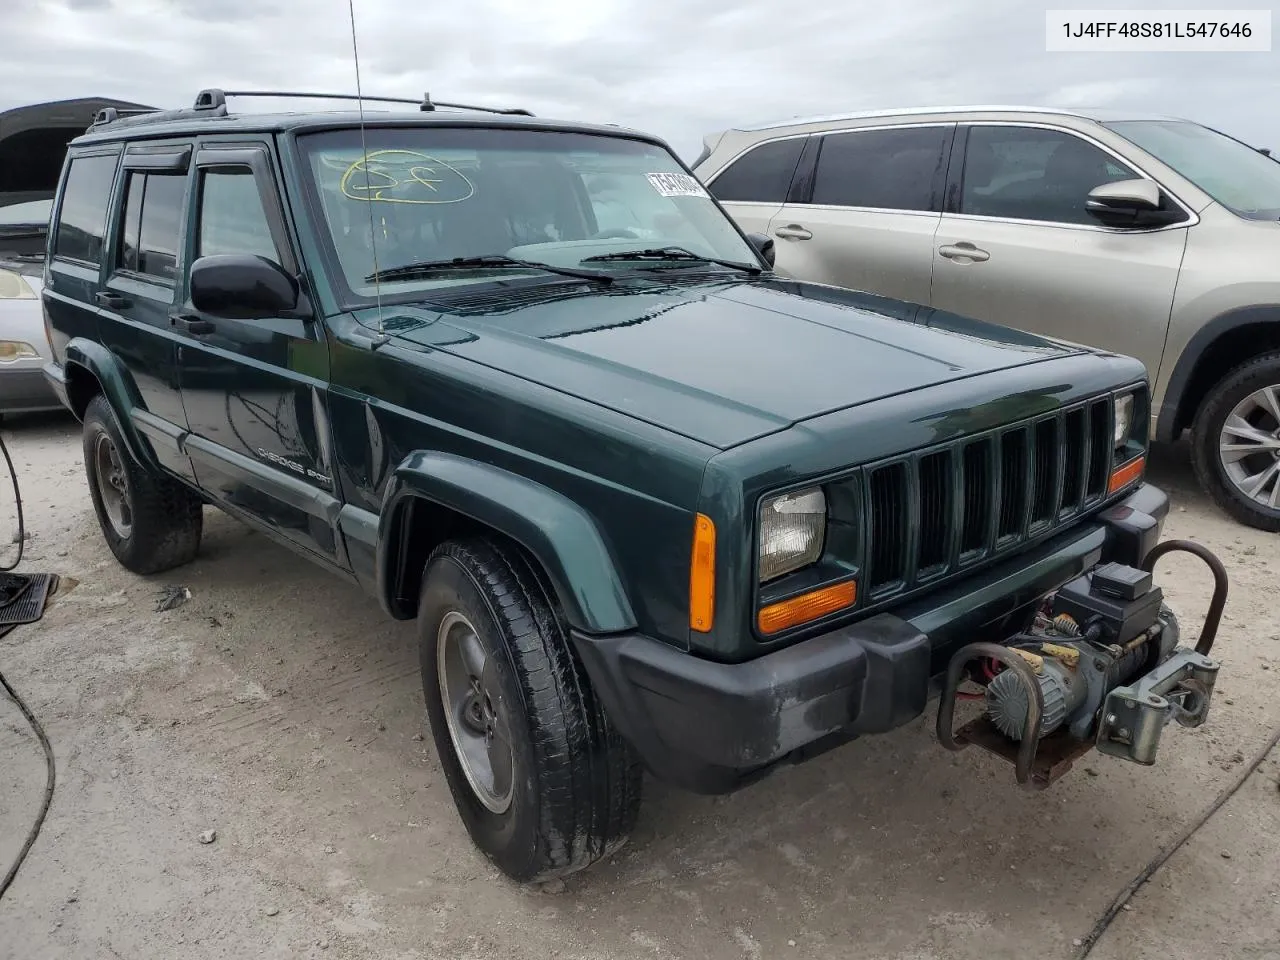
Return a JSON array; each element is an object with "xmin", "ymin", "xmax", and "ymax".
[
  {"xmin": 811, "ymin": 127, "xmax": 951, "ymax": 211},
  {"xmin": 117, "ymin": 172, "xmax": 188, "ymax": 281},
  {"xmin": 197, "ymin": 169, "xmax": 280, "ymax": 262},
  {"xmin": 54, "ymin": 154, "xmax": 119, "ymax": 264},
  {"xmin": 707, "ymin": 138, "xmax": 805, "ymax": 203},
  {"xmin": 960, "ymin": 126, "xmax": 1137, "ymax": 225}
]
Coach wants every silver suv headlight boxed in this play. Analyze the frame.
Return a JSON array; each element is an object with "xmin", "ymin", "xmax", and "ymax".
[{"xmin": 759, "ymin": 487, "xmax": 826, "ymax": 582}]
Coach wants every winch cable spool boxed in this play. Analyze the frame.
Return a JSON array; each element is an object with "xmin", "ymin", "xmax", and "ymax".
[{"xmin": 0, "ymin": 425, "xmax": 56, "ymax": 903}]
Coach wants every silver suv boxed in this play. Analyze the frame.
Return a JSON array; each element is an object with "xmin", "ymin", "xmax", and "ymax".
[{"xmin": 693, "ymin": 107, "xmax": 1280, "ymax": 530}]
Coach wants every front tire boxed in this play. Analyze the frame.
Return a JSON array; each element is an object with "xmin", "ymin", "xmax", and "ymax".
[
  {"xmin": 82, "ymin": 395, "xmax": 203, "ymax": 574},
  {"xmin": 1191, "ymin": 352, "xmax": 1280, "ymax": 532},
  {"xmin": 418, "ymin": 538, "xmax": 642, "ymax": 882}
]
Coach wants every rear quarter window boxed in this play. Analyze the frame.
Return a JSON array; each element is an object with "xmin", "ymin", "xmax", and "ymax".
[
  {"xmin": 707, "ymin": 138, "xmax": 805, "ymax": 204},
  {"xmin": 54, "ymin": 153, "xmax": 119, "ymax": 264}
]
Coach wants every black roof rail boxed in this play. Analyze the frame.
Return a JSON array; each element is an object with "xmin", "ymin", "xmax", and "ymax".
[
  {"xmin": 85, "ymin": 87, "xmax": 534, "ymax": 133},
  {"xmin": 200, "ymin": 88, "xmax": 533, "ymax": 116},
  {"xmin": 88, "ymin": 105, "xmax": 163, "ymax": 130},
  {"xmin": 420, "ymin": 93, "xmax": 534, "ymax": 117}
]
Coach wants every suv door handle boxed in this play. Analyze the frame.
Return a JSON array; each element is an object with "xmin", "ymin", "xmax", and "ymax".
[
  {"xmin": 94, "ymin": 291, "xmax": 130, "ymax": 309},
  {"xmin": 172, "ymin": 315, "xmax": 216, "ymax": 336},
  {"xmin": 774, "ymin": 224, "xmax": 813, "ymax": 240},
  {"xmin": 938, "ymin": 242, "xmax": 990, "ymax": 263}
]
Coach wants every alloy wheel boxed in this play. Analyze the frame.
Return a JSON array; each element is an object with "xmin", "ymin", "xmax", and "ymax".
[{"xmin": 1218, "ymin": 383, "xmax": 1280, "ymax": 510}]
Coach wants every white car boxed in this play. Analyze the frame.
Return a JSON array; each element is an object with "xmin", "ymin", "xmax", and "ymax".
[{"xmin": 0, "ymin": 199, "xmax": 60, "ymax": 415}]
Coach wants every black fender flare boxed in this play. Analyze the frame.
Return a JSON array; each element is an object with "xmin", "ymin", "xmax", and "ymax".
[
  {"xmin": 61, "ymin": 337, "xmax": 159, "ymax": 471},
  {"xmin": 1156, "ymin": 304, "xmax": 1280, "ymax": 443},
  {"xmin": 376, "ymin": 451, "xmax": 637, "ymax": 635}
]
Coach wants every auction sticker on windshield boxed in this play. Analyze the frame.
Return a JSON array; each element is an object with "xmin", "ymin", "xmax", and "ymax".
[{"xmin": 647, "ymin": 172, "xmax": 710, "ymax": 198}]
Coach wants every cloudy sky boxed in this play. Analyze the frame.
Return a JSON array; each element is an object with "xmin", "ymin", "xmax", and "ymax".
[{"xmin": 3, "ymin": 0, "xmax": 1278, "ymax": 159}]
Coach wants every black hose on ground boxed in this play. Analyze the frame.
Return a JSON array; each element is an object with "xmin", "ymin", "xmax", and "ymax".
[
  {"xmin": 0, "ymin": 663, "xmax": 55, "ymax": 901},
  {"xmin": 0, "ymin": 419, "xmax": 23, "ymax": 571},
  {"xmin": 0, "ymin": 425, "xmax": 54, "ymax": 903}
]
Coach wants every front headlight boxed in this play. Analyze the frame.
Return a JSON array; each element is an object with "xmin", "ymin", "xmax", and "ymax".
[
  {"xmin": 759, "ymin": 487, "xmax": 826, "ymax": 582},
  {"xmin": 0, "ymin": 341, "xmax": 39, "ymax": 362},
  {"xmin": 1114, "ymin": 392, "xmax": 1135, "ymax": 453}
]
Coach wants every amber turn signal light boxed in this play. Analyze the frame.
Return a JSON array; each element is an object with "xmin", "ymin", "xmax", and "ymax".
[
  {"xmin": 689, "ymin": 514, "xmax": 716, "ymax": 633},
  {"xmin": 1108, "ymin": 455, "xmax": 1145, "ymax": 494},
  {"xmin": 758, "ymin": 580, "xmax": 856, "ymax": 635}
]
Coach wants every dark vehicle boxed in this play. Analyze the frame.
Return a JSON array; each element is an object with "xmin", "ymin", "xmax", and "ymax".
[{"xmin": 42, "ymin": 90, "xmax": 1227, "ymax": 882}]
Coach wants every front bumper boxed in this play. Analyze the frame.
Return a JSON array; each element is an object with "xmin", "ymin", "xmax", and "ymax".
[
  {"xmin": 572, "ymin": 483, "xmax": 1171, "ymax": 794},
  {"xmin": 0, "ymin": 363, "xmax": 63, "ymax": 413}
]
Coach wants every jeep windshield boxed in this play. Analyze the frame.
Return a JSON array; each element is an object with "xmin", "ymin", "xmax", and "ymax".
[
  {"xmin": 299, "ymin": 127, "xmax": 760, "ymax": 301},
  {"xmin": 1106, "ymin": 119, "xmax": 1280, "ymax": 221}
]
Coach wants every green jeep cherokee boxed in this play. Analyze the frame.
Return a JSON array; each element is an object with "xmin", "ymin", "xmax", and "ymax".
[{"xmin": 41, "ymin": 90, "xmax": 1227, "ymax": 882}]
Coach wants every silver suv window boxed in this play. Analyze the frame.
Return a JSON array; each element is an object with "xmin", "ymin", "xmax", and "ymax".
[
  {"xmin": 810, "ymin": 127, "xmax": 950, "ymax": 212},
  {"xmin": 706, "ymin": 137, "xmax": 805, "ymax": 204},
  {"xmin": 961, "ymin": 126, "xmax": 1136, "ymax": 226},
  {"xmin": 1105, "ymin": 119, "xmax": 1280, "ymax": 221}
]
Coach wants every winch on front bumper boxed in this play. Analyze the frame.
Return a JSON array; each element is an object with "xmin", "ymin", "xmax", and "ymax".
[
  {"xmin": 571, "ymin": 483, "xmax": 1227, "ymax": 795},
  {"xmin": 937, "ymin": 538, "xmax": 1227, "ymax": 789}
]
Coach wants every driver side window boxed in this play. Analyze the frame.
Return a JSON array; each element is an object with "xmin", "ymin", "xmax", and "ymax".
[
  {"xmin": 196, "ymin": 167, "xmax": 281, "ymax": 263},
  {"xmin": 961, "ymin": 126, "xmax": 1137, "ymax": 226}
]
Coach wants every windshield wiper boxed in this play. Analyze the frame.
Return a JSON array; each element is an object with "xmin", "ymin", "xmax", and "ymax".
[
  {"xmin": 365, "ymin": 255, "xmax": 612, "ymax": 285},
  {"xmin": 581, "ymin": 246, "xmax": 762, "ymax": 274}
]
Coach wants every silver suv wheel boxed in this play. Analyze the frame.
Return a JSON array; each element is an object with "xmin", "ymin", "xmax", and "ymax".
[{"xmin": 1218, "ymin": 384, "xmax": 1280, "ymax": 509}]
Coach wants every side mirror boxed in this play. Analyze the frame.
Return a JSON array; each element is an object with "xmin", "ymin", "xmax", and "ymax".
[
  {"xmin": 1085, "ymin": 179, "xmax": 1182, "ymax": 228},
  {"xmin": 746, "ymin": 232, "xmax": 775, "ymax": 268},
  {"xmin": 189, "ymin": 254, "xmax": 299, "ymax": 319}
]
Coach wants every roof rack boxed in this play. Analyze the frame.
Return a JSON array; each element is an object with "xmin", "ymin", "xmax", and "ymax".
[
  {"xmin": 87, "ymin": 87, "xmax": 532, "ymax": 131},
  {"xmin": 89, "ymin": 105, "xmax": 162, "ymax": 127},
  {"xmin": 197, "ymin": 89, "xmax": 532, "ymax": 116}
]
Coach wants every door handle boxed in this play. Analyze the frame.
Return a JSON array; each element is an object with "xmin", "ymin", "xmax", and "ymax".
[
  {"xmin": 172, "ymin": 315, "xmax": 216, "ymax": 336},
  {"xmin": 774, "ymin": 224, "xmax": 813, "ymax": 240},
  {"xmin": 94, "ymin": 291, "xmax": 130, "ymax": 309},
  {"xmin": 938, "ymin": 242, "xmax": 990, "ymax": 263}
]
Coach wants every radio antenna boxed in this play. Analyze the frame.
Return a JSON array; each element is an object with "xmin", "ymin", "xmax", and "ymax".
[{"xmin": 347, "ymin": 0, "xmax": 385, "ymax": 339}]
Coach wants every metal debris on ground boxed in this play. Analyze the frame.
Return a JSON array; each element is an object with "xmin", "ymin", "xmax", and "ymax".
[{"xmin": 155, "ymin": 585, "xmax": 192, "ymax": 612}]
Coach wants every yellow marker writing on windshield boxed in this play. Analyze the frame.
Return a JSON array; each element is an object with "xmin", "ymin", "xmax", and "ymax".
[{"xmin": 339, "ymin": 149, "xmax": 475, "ymax": 204}]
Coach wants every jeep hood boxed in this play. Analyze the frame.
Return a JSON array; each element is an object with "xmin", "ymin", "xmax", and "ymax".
[{"xmin": 390, "ymin": 278, "xmax": 1087, "ymax": 449}]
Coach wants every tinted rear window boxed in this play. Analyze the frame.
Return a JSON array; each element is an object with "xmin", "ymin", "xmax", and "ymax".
[
  {"xmin": 707, "ymin": 138, "xmax": 805, "ymax": 203},
  {"xmin": 117, "ymin": 172, "xmax": 187, "ymax": 281},
  {"xmin": 811, "ymin": 127, "xmax": 951, "ymax": 211},
  {"xmin": 54, "ymin": 153, "xmax": 119, "ymax": 264}
]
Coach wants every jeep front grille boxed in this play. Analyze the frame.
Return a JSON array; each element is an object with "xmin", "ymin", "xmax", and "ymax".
[{"xmin": 863, "ymin": 397, "xmax": 1113, "ymax": 596}]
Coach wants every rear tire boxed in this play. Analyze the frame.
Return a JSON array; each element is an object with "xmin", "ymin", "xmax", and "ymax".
[
  {"xmin": 418, "ymin": 537, "xmax": 642, "ymax": 882},
  {"xmin": 1190, "ymin": 352, "xmax": 1280, "ymax": 532},
  {"xmin": 82, "ymin": 395, "xmax": 203, "ymax": 574}
]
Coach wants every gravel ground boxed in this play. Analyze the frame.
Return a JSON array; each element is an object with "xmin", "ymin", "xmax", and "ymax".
[{"xmin": 0, "ymin": 411, "xmax": 1277, "ymax": 960}]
